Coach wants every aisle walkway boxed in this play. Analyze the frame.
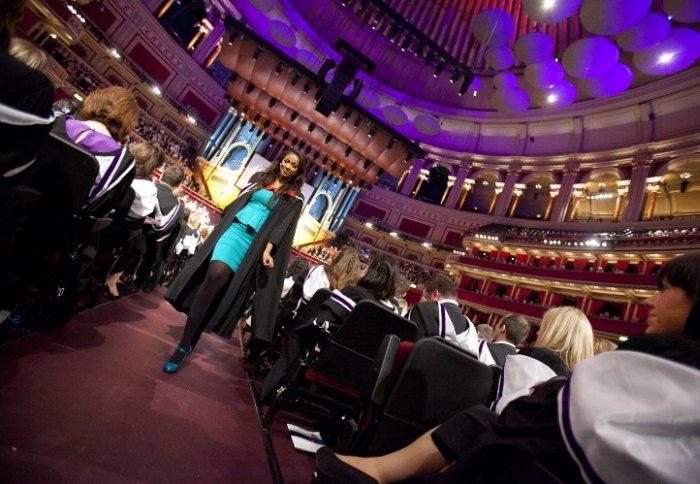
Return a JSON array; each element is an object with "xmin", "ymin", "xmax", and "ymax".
[{"xmin": 0, "ymin": 290, "xmax": 315, "ymax": 483}]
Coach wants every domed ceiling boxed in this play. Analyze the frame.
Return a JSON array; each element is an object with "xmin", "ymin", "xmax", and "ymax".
[{"xmin": 215, "ymin": 0, "xmax": 700, "ymax": 150}]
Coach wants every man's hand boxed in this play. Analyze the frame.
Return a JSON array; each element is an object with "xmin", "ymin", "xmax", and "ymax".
[{"xmin": 262, "ymin": 252, "xmax": 274, "ymax": 268}]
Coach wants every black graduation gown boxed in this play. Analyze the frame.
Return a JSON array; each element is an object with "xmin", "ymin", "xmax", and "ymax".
[
  {"xmin": 408, "ymin": 301, "xmax": 469, "ymax": 339},
  {"xmin": 165, "ymin": 185, "xmax": 303, "ymax": 342}
]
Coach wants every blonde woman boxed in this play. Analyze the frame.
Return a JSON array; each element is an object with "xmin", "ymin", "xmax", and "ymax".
[
  {"xmin": 9, "ymin": 38, "xmax": 47, "ymax": 70},
  {"xmin": 533, "ymin": 306, "xmax": 595, "ymax": 372}
]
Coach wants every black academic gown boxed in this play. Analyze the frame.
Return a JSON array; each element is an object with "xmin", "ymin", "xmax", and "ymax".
[
  {"xmin": 408, "ymin": 301, "xmax": 469, "ymax": 339},
  {"xmin": 166, "ymin": 185, "xmax": 303, "ymax": 342}
]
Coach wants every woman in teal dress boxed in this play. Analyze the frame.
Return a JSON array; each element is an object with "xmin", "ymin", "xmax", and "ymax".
[{"xmin": 163, "ymin": 149, "xmax": 306, "ymax": 373}]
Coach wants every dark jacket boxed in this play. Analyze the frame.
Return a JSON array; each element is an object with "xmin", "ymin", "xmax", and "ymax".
[{"xmin": 166, "ymin": 183, "xmax": 303, "ymax": 342}]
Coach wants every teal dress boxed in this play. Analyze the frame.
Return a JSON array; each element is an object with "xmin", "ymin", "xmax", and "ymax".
[{"xmin": 211, "ymin": 188, "xmax": 274, "ymax": 271}]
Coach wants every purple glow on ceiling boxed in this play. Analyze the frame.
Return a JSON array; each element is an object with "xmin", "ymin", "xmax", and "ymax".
[
  {"xmin": 663, "ymin": 0, "xmax": 700, "ymax": 23},
  {"xmin": 534, "ymin": 79, "xmax": 578, "ymax": 107},
  {"xmin": 579, "ymin": 62, "xmax": 634, "ymax": 98},
  {"xmin": 494, "ymin": 72, "xmax": 518, "ymax": 89},
  {"xmin": 492, "ymin": 87, "xmax": 530, "ymax": 114},
  {"xmin": 295, "ymin": 49, "xmax": 322, "ymax": 71},
  {"xmin": 633, "ymin": 28, "xmax": 700, "ymax": 76},
  {"xmin": 472, "ymin": 9, "xmax": 515, "ymax": 47},
  {"xmin": 581, "ymin": 0, "xmax": 652, "ymax": 36},
  {"xmin": 616, "ymin": 13, "xmax": 671, "ymax": 52},
  {"xmin": 525, "ymin": 59, "xmax": 565, "ymax": 88},
  {"xmin": 248, "ymin": 0, "xmax": 273, "ymax": 13},
  {"xmin": 414, "ymin": 115, "xmax": 441, "ymax": 136},
  {"xmin": 515, "ymin": 32, "xmax": 554, "ymax": 65},
  {"xmin": 522, "ymin": 0, "xmax": 582, "ymax": 24},
  {"xmin": 486, "ymin": 45, "xmax": 515, "ymax": 70},
  {"xmin": 382, "ymin": 105, "xmax": 408, "ymax": 125},
  {"xmin": 269, "ymin": 20, "xmax": 297, "ymax": 47},
  {"xmin": 562, "ymin": 36, "xmax": 619, "ymax": 79}
]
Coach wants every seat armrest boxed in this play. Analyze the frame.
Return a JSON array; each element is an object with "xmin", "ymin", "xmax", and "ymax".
[{"xmin": 366, "ymin": 334, "xmax": 400, "ymax": 405}]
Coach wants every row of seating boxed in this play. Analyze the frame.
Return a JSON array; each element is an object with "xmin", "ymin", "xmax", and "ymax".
[{"xmin": 249, "ymin": 295, "xmax": 495, "ymax": 458}]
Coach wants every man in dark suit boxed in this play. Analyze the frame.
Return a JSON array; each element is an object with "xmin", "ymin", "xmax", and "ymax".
[
  {"xmin": 487, "ymin": 313, "xmax": 530, "ymax": 367},
  {"xmin": 408, "ymin": 274, "xmax": 494, "ymax": 364}
]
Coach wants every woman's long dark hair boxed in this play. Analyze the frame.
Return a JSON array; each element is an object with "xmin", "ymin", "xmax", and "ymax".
[
  {"xmin": 358, "ymin": 253, "xmax": 399, "ymax": 301},
  {"xmin": 658, "ymin": 252, "xmax": 700, "ymax": 338},
  {"xmin": 256, "ymin": 149, "xmax": 307, "ymax": 197}
]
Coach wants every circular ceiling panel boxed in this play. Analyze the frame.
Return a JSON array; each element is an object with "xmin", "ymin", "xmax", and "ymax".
[
  {"xmin": 633, "ymin": 28, "xmax": 700, "ymax": 76},
  {"xmin": 358, "ymin": 89, "xmax": 381, "ymax": 108},
  {"xmin": 562, "ymin": 36, "xmax": 619, "ymax": 79},
  {"xmin": 492, "ymin": 87, "xmax": 530, "ymax": 114},
  {"xmin": 473, "ymin": 9, "xmax": 515, "ymax": 47},
  {"xmin": 269, "ymin": 19, "xmax": 297, "ymax": 47},
  {"xmin": 486, "ymin": 45, "xmax": 515, "ymax": 70},
  {"xmin": 580, "ymin": 0, "xmax": 652, "ymax": 36},
  {"xmin": 579, "ymin": 63, "xmax": 634, "ymax": 98},
  {"xmin": 521, "ymin": 0, "xmax": 582, "ymax": 24},
  {"xmin": 616, "ymin": 13, "xmax": 671, "ymax": 52},
  {"xmin": 414, "ymin": 115, "xmax": 441, "ymax": 136},
  {"xmin": 515, "ymin": 32, "xmax": 554, "ymax": 65},
  {"xmin": 382, "ymin": 105, "xmax": 408, "ymax": 126},
  {"xmin": 249, "ymin": 0, "xmax": 273, "ymax": 13},
  {"xmin": 525, "ymin": 59, "xmax": 565, "ymax": 88},
  {"xmin": 295, "ymin": 49, "xmax": 321, "ymax": 70}
]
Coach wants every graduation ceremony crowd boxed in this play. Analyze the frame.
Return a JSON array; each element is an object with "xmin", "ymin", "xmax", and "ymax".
[{"xmin": 2, "ymin": 2, "xmax": 699, "ymax": 482}]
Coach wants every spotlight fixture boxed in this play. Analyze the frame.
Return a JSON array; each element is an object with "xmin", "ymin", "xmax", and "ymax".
[
  {"xmin": 357, "ymin": 0, "xmax": 368, "ymax": 14},
  {"xmin": 345, "ymin": 146, "xmax": 352, "ymax": 157},
  {"xmin": 449, "ymin": 70, "xmax": 461, "ymax": 83},
  {"xmin": 256, "ymin": 128, "xmax": 262, "ymax": 136},
  {"xmin": 282, "ymin": 132, "xmax": 289, "ymax": 140},
  {"xmin": 291, "ymin": 73, "xmax": 301, "ymax": 85},
  {"xmin": 229, "ymin": 72, "xmax": 238, "ymax": 83},
  {"xmin": 331, "ymin": 162, "xmax": 338, "ymax": 171},
  {"xmin": 268, "ymin": 98, "xmax": 277, "ymax": 108},
  {"xmin": 307, "ymin": 122, "xmax": 316, "ymax": 133},
  {"xmin": 363, "ymin": 159, "xmax": 371, "ymax": 169},
  {"xmin": 253, "ymin": 114, "xmax": 261, "ymax": 123},
  {"xmin": 305, "ymin": 146, "xmax": 312, "ymax": 154},
  {"xmin": 387, "ymin": 138, "xmax": 396, "ymax": 149},
  {"xmin": 434, "ymin": 62, "xmax": 445, "ymax": 77},
  {"xmin": 291, "ymin": 137, "xmax": 298, "ymax": 146},
  {"xmin": 302, "ymin": 81, "xmax": 312, "ymax": 93},
  {"xmin": 313, "ymin": 151, "xmax": 320, "ymax": 159},
  {"xmin": 324, "ymin": 134, "xmax": 333, "ymax": 144},
  {"xmin": 401, "ymin": 35, "xmax": 413, "ymax": 52},
  {"xmin": 388, "ymin": 26, "xmax": 400, "ymax": 43},
  {"xmin": 248, "ymin": 124, "xmax": 255, "ymax": 132},
  {"xmin": 353, "ymin": 116, "xmax": 363, "ymax": 128},
  {"xmin": 342, "ymin": 109, "xmax": 352, "ymax": 120},
  {"xmin": 273, "ymin": 126, "xmax": 281, "ymax": 134},
  {"xmin": 253, "ymin": 46, "xmax": 263, "ymax": 60},
  {"xmin": 274, "ymin": 62, "xmax": 284, "ymax": 75},
  {"xmin": 263, "ymin": 120, "xmax": 271, "ymax": 128},
  {"xmin": 405, "ymin": 152, "xmax": 414, "ymax": 162},
  {"xmin": 230, "ymin": 99, "xmax": 239, "ymax": 108},
  {"xmin": 245, "ymin": 83, "xmax": 255, "ymax": 94},
  {"xmin": 342, "ymin": 0, "xmax": 350, "ymax": 5},
  {"xmin": 425, "ymin": 50, "xmax": 435, "ymax": 65},
  {"xmin": 458, "ymin": 79, "xmax": 469, "ymax": 96},
  {"xmin": 377, "ymin": 168, "xmax": 385, "ymax": 177},
  {"xmin": 367, "ymin": 125, "xmax": 377, "ymax": 138},
  {"xmin": 414, "ymin": 42, "xmax": 425, "ymax": 57},
  {"xmin": 290, "ymin": 111, "xmax": 299, "ymax": 121},
  {"xmin": 314, "ymin": 89, "xmax": 324, "ymax": 101}
]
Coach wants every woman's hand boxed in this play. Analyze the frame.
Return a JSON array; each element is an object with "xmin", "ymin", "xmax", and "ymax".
[{"xmin": 262, "ymin": 242, "xmax": 274, "ymax": 268}]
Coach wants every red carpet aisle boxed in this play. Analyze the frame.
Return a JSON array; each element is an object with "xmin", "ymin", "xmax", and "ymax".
[{"xmin": 0, "ymin": 289, "xmax": 315, "ymax": 483}]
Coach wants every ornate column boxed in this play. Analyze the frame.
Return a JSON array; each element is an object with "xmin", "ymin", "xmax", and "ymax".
[
  {"xmin": 192, "ymin": 18, "xmax": 225, "ymax": 65},
  {"xmin": 411, "ymin": 169, "xmax": 429, "ymax": 198},
  {"xmin": 492, "ymin": 165, "xmax": 521, "ymax": 217},
  {"xmin": 544, "ymin": 185, "xmax": 558, "ymax": 220},
  {"xmin": 549, "ymin": 164, "xmax": 579, "ymax": 222},
  {"xmin": 508, "ymin": 187, "xmax": 524, "ymax": 217},
  {"xmin": 457, "ymin": 179, "xmax": 475, "ymax": 209},
  {"xmin": 445, "ymin": 164, "xmax": 470, "ymax": 208},
  {"xmin": 622, "ymin": 153, "xmax": 653, "ymax": 222},
  {"xmin": 399, "ymin": 160, "xmax": 426, "ymax": 196},
  {"xmin": 613, "ymin": 180, "xmax": 629, "ymax": 221},
  {"xmin": 568, "ymin": 185, "xmax": 585, "ymax": 220},
  {"xmin": 644, "ymin": 178, "xmax": 663, "ymax": 220},
  {"xmin": 440, "ymin": 175, "xmax": 455, "ymax": 205}
]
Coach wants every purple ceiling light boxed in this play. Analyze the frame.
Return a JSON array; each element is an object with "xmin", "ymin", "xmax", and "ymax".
[
  {"xmin": 493, "ymin": 72, "xmax": 518, "ymax": 89},
  {"xmin": 472, "ymin": 9, "xmax": 515, "ymax": 47},
  {"xmin": 579, "ymin": 62, "xmax": 634, "ymax": 98},
  {"xmin": 492, "ymin": 87, "xmax": 530, "ymax": 114},
  {"xmin": 616, "ymin": 13, "xmax": 671, "ymax": 52},
  {"xmin": 580, "ymin": 0, "xmax": 652, "ymax": 36},
  {"xmin": 530, "ymin": 80, "xmax": 577, "ymax": 108},
  {"xmin": 521, "ymin": 0, "xmax": 582, "ymax": 24},
  {"xmin": 633, "ymin": 28, "xmax": 700, "ymax": 76},
  {"xmin": 515, "ymin": 32, "xmax": 554, "ymax": 65},
  {"xmin": 525, "ymin": 59, "xmax": 565, "ymax": 88},
  {"xmin": 562, "ymin": 36, "xmax": 619, "ymax": 79},
  {"xmin": 663, "ymin": 0, "xmax": 700, "ymax": 23},
  {"xmin": 486, "ymin": 45, "xmax": 516, "ymax": 70}
]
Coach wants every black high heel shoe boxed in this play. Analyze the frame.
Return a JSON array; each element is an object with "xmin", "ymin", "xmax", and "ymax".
[
  {"xmin": 313, "ymin": 446, "xmax": 378, "ymax": 484},
  {"xmin": 162, "ymin": 346, "xmax": 191, "ymax": 374}
]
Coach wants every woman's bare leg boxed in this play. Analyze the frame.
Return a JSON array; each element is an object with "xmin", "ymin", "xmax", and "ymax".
[{"xmin": 337, "ymin": 427, "xmax": 447, "ymax": 483}]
